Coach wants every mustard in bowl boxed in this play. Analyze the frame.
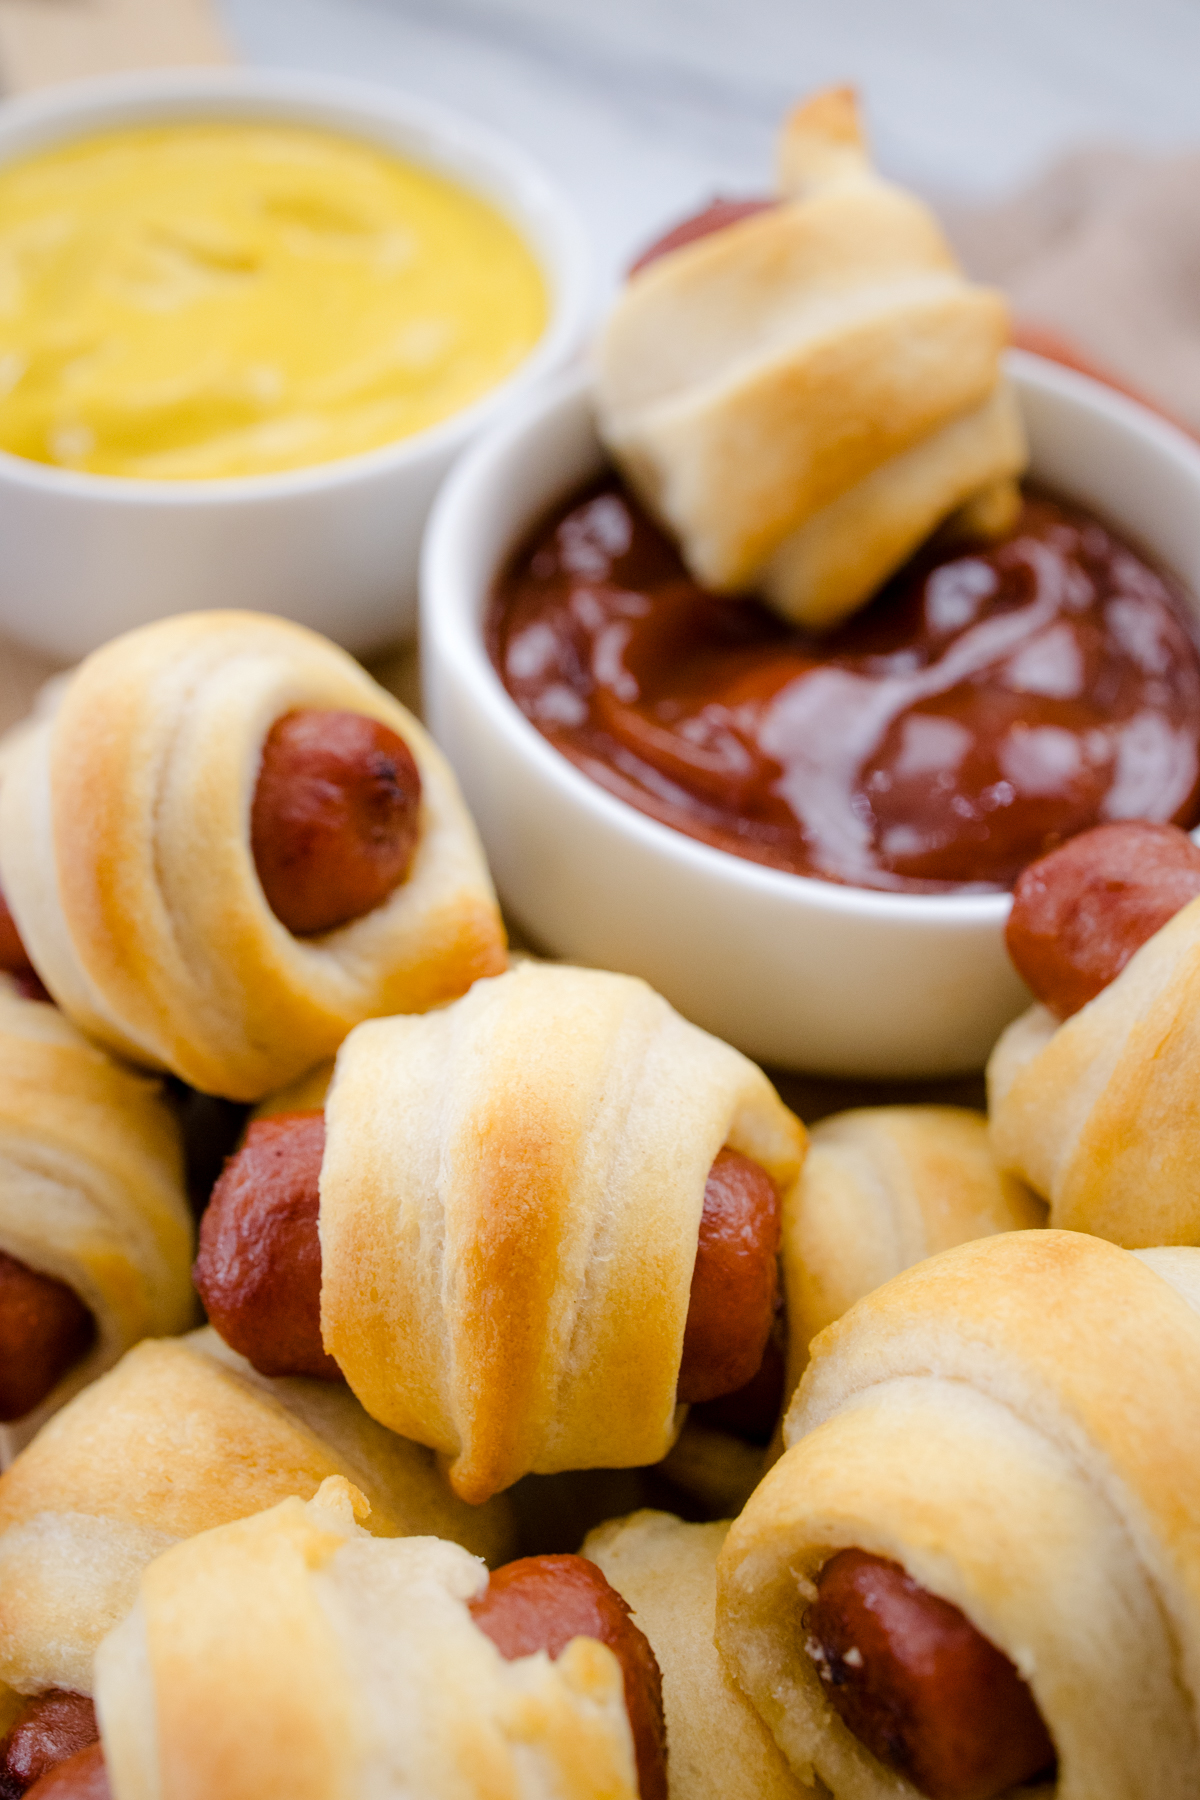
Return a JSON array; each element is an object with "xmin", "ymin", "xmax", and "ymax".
[{"xmin": 0, "ymin": 70, "xmax": 588, "ymax": 658}]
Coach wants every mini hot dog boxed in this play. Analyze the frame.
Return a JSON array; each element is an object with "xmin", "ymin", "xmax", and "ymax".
[
  {"xmin": 22, "ymin": 1743, "xmax": 107, "ymax": 1800},
  {"xmin": 85, "ymin": 1478, "xmax": 646, "ymax": 1800},
  {"xmin": 1005, "ymin": 821, "xmax": 1200, "ymax": 1019},
  {"xmin": 0, "ymin": 1255, "xmax": 95, "ymax": 1425},
  {"xmin": 991, "ymin": 822, "xmax": 1200, "ymax": 1244},
  {"xmin": 0, "ymin": 1691, "xmax": 97, "ymax": 1798},
  {"xmin": 194, "ymin": 1112, "xmax": 336, "ymax": 1381},
  {"xmin": 0, "ymin": 612, "xmax": 506, "ymax": 1100},
  {"xmin": 0, "ymin": 889, "xmax": 32, "ymax": 984},
  {"xmin": 471, "ymin": 1554, "xmax": 667, "ymax": 1800},
  {"xmin": 250, "ymin": 709, "xmax": 422, "ymax": 936},
  {"xmin": 718, "ymin": 1232, "xmax": 1200, "ymax": 1800},
  {"xmin": 0, "ymin": 974, "xmax": 192, "ymax": 1454},
  {"xmin": 14, "ymin": 1549, "xmax": 664, "ymax": 1800},
  {"xmin": 804, "ymin": 1549, "xmax": 1055, "ymax": 1800},
  {"xmin": 627, "ymin": 197, "xmax": 775, "ymax": 275},
  {"xmin": 0, "ymin": 890, "xmax": 48, "ymax": 1007},
  {"xmin": 194, "ymin": 1108, "xmax": 784, "ymax": 1426},
  {"xmin": 677, "ymin": 1150, "xmax": 781, "ymax": 1406},
  {"xmin": 216, "ymin": 965, "xmax": 806, "ymax": 1500}
]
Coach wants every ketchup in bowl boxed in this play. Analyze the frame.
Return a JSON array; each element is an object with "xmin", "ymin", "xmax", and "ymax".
[{"xmin": 488, "ymin": 479, "xmax": 1200, "ymax": 895}]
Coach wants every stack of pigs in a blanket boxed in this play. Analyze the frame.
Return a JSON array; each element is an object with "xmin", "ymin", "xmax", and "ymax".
[{"xmin": 0, "ymin": 602, "xmax": 1195, "ymax": 1800}]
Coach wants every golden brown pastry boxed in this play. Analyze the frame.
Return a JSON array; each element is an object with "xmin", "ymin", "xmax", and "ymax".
[
  {"xmin": 0, "ymin": 972, "xmax": 193, "ymax": 1463},
  {"xmin": 93, "ymin": 1477, "xmax": 638, "ymax": 1800},
  {"xmin": 0, "ymin": 611, "xmax": 506, "ymax": 1101},
  {"xmin": 0, "ymin": 1328, "xmax": 514, "ymax": 1697},
  {"xmin": 716, "ymin": 1230, "xmax": 1200, "ymax": 1800},
  {"xmin": 585, "ymin": 1510, "xmax": 816, "ymax": 1800},
  {"xmin": 595, "ymin": 88, "xmax": 1025, "ymax": 631},
  {"xmin": 988, "ymin": 894, "xmax": 1200, "ymax": 1245},
  {"xmin": 320, "ymin": 962, "xmax": 806, "ymax": 1502},
  {"xmin": 780, "ymin": 1105, "xmax": 1044, "ymax": 1410}
]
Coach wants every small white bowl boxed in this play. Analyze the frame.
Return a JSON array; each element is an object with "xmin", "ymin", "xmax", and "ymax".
[
  {"xmin": 0, "ymin": 69, "xmax": 590, "ymax": 660},
  {"xmin": 422, "ymin": 353, "xmax": 1200, "ymax": 1078}
]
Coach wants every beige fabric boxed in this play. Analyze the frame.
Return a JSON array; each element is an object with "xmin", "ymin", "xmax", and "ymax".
[
  {"xmin": 0, "ymin": 0, "xmax": 230, "ymax": 94},
  {"xmin": 0, "ymin": 1328, "xmax": 514, "ymax": 1696},
  {"xmin": 95, "ymin": 1476, "xmax": 638, "ymax": 1800},
  {"xmin": 942, "ymin": 144, "xmax": 1200, "ymax": 436},
  {"xmin": 0, "ymin": 611, "xmax": 506, "ymax": 1101},
  {"xmin": 780, "ymin": 1104, "xmax": 1045, "ymax": 1414},
  {"xmin": 585, "ymin": 1511, "xmax": 816, "ymax": 1800},
  {"xmin": 0, "ymin": 972, "xmax": 193, "ymax": 1450},
  {"xmin": 594, "ymin": 88, "xmax": 1021, "ymax": 630},
  {"xmin": 321, "ymin": 962, "xmax": 806, "ymax": 1503},
  {"xmin": 716, "ymin": 1230, "xmax": 1200, "ymax": 1800},
  {"xmin": 987, "ymin": 895, "xmax": 1200, "ymax": 1245}
]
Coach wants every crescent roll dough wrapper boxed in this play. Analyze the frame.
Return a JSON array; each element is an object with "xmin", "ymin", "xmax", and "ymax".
[
  {"xmin": 716, "ymin": 1231, "xmax": 1200, "ymax": 1800},
  {"xmin": 988, "ymin": 894, "xmax": 1200, "ymax": 1245},
  {"xmin": 585, "ymin": 1511, "xmax": 816, "ymax": 1800},
  {"xmin": 779, "ymin": 1105, "xmax": 1044, "ymax": 1415},
  {"xmin": 0, "ymin": 1327, "xmax": 514, "ymax": 1696},
  {"xmin": 0, "ymin": 611, "xmax": 506, "ymax": 1101},
  {"xmin": 0, "ymin": 973, "xmax": 193, "ymax": 1462},
  {"xmin": 95, "ymin": 1476, "xmax": 638, "ymax": 1800},
  {"xmin": 595, "ymin": 89, "xmax": 1024, "ymax": 629},
  {"xmin": 320, "ymin": 962, "xmax": 806, "ymax": 1503}
]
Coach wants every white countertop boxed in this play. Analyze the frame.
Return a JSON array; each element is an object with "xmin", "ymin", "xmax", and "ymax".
[{"xmin": 221, "ymin": 0, "xmax": 1200, "ymax": 293}]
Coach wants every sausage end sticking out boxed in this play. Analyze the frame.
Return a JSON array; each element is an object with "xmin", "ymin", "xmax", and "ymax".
[
  {"xmin": 193, "ymin": 1111, "xmax": 341, "ymax": 1382},
  {"xmin": 0, "ymin": 883, "xmax": 32, "ymax": 977},
  {"xmin": 21, "ymin": 1743, "xmax": 109, "ymax": 1800},
  {"xmin": 0, "ymin": 1692, "xmax": 98, "ymax": 1800},
  {"xmin": 0, "ymin": 884, "xmax": 50, "ymax": 1002},
  {"xmin": 677, "ymin": 1148, "xmax": 781, "ymax": 1406},
  {"xmin": 805, "ymin": 1549, "xmax": 1056, "ymax": 1800},
  {"xmin": 628, "ymin": 198, "xmax": 777, "ymax": 274},
  {"xmin": 195, "ymin": 1120, "xmax": 782, "ymax": 1413},
  {"xmin": 471, "ymin": 1554, "xmax": 667, "ymax": 1800},
  {"xmin": 0, "ymin": 1252, "xmax": 95, "ymax": 1423},
  {"xmin": 251, "ymin": 709, "xmax": 422, "ymax": 937},
  {"xmin": 1007, "ymin": 820, "xmax": 1200, "ymax": 1019}
]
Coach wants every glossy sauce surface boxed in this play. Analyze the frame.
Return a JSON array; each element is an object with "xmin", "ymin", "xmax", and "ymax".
[{"xmin": 490, "ymin": 479, "xmax": 1200, "ymax": 891}]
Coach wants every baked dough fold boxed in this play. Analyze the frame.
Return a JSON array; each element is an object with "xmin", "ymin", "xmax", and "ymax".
[
  {"xmin": 584, "ymin": 1510, "xmax": 815, "ymax": 1800},
  {"xmin": 716, "ymin": 1230, "xmax": 1200, "ymax": 1800},
  {"xmin": 0, "ymin": 1328, "xmax": 514, "ymax": 1696},
  {"xmin": 780, "ymin": 1104, "xmax": 1043, "ymax": 1410},
  {"xmin": 987, "ymin": 893, "xmax": 1200, "ymax": 1245},
  {"xmin": 0, "ymin": 611, "xmax": 506, "ymax": 1100},
  {"xmin": 0, "ymin": 973, "xmax": 193, "ymax": 1458},
  {"xmin": 94, "ymin": 1477, "xmax": 638, "ymax": 1800},
  {"xmin": 320, "ymin": 962, "xmax": 806, "ymax": 1503},
  {"xmin": 595, "ymin": 89, "xmax": 1024, "ymax": 630}
]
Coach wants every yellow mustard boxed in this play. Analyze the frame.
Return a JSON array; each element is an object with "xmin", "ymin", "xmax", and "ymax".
[{"xmin": 0, "ymin": 121, "xmax": 548, "ymax": 479}]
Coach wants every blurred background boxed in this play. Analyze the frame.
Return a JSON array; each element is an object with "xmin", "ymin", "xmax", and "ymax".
[
  {"xmin": 4, "ymin": 0, "xmax": 1189, "ymax": 420},
  {"xmin": 215, "ymin": 0, "xmax": 1200, "ymax": 285}
]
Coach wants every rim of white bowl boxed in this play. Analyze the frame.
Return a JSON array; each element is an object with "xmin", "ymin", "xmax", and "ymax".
[
  {"xmin": 422, "ymin": 350, "xmax": 1200, "ymax": 931},
  {"xmin": 0, "ymin": 66, "xmax": 592, "ymax": 506}
]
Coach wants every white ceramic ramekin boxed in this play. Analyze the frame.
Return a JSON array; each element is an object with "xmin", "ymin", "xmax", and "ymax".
[
  {"xmin": 0, "ymin": 69, "xmax": 590, "ymax": 660},
  {"xmin": 422, "ymin": 352, "xmax": 1200, "ymax": 1078}
]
